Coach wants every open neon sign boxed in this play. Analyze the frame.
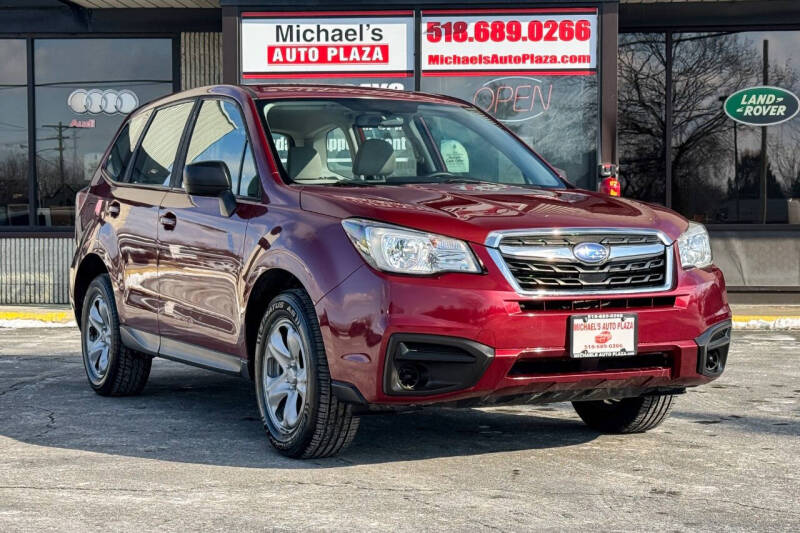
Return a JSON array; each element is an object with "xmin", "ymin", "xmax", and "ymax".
[{"xmin": 472, "ymin": 77, "xmax": 553, "ymax": 122}]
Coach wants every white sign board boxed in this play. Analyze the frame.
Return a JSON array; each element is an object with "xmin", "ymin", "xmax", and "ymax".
[
  {"xmin": 420, "ymin": 9, "xmax": 598, "ymax": 73},
  {"xmin": 241, "ymin": 12, "xmax": 414, "ymax": 77},
  {"xmin": 570, "ymin": 313, "xmax": 637, "ymax": 358}
]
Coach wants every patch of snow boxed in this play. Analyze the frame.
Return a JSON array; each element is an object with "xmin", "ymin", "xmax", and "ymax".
[{"xmin": 733, "ymin": 318, "xmax": 800, "ymax": 330}]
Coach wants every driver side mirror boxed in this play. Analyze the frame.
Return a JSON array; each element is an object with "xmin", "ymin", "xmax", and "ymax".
[{"xmin": 183, "ymin": 161, "xmax": 237, "ymax": 217}]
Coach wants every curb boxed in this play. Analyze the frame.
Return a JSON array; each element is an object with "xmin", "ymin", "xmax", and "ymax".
[
  {"xmin": 0, "ymin": 310, "xmax": 73, "ymax": 323},
  {"xmin": 0, "ymin": 309, "xmax": 77, "ymax": 328}
]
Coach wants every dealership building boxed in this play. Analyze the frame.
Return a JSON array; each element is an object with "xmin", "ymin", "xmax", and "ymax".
[{"xmin": 1, "ymin": 0, "xmax": 798, "ymax": 304}]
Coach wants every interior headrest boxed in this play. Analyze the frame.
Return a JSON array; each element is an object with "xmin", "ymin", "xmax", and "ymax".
[
  {"xmin": 287, "ymin": 146, "xmax": 322, "ymax": 180},
  {"xmin": 353, "ymin": 139, "xmax": 395, "ymax": 177}
]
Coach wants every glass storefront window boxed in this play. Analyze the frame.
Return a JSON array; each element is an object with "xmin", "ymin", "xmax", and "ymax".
[
  {"xmin": 617, "ymin": 33, "xmax": 667, "ymax": 205},
  {"xmin": 0, "ymin": 39, "xmax": 29, "ymax": 226},
  {"xmin": 672, "ymin": 31, "xmax": 800, "ymax": 224},
  {"xmin": 619, "ymin": 31, "xmax": 800, "ymax": 225},
  {"xmin": 34, "ymin": 38, "xmax": 173, "ymax": 227},
  {"xmin": 421, "ymin": 75, "xmax": 598, "ymax": 190}
]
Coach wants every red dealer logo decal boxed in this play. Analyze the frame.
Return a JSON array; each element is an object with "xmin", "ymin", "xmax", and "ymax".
[{"xmin": 594, "ymin": 331, "xmax": 612, "ymax": 344}]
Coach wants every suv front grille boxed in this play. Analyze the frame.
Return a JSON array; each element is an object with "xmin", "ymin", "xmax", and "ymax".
[{"xmin": 488, "ymin": 230, "xmax": 674, "ymax": 295}]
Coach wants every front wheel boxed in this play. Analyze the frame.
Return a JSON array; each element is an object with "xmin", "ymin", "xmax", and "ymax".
[
  {"xmin": 572, "ymin": 394, "xmax": 675, "ymax": 433},
  {"xmin": 254, "ymin": 289, "xmax": 360, "ymax": 458}
]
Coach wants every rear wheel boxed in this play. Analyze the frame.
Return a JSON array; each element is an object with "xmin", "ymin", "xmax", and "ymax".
[
  {"xmin": 572, "ymin": 394, "xmax": 675, "ymax": 433},
  {"xmin": 254, "ymin": 289, "xmax": 360, "ymax": 458},
  {"xmin": 81, "ymin": 274, "xmax": 151, "ymax": 396}
]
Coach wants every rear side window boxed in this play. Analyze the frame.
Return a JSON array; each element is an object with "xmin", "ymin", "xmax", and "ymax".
[
  {"xmin": 128, "ymin": 101, "xmax": 193, "ymax": 186},
  {"xmin": 185, "ymin": 99, "xmax": 254, "ymax": 195},
  {"xmin": 104, "ymin": 110, "xmax": 151, "ymax": 181}
]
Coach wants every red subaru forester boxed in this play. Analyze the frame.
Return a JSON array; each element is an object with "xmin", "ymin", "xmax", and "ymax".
[{"xmin": 70, "ymin": 85, "xmax": 732, "ymax": 458}]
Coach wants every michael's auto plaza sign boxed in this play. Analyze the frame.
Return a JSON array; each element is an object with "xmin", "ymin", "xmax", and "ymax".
[
  {"xmin": 240, "ymin": 9, "xmax": 597, "ymax": 87},
  {"xmin": 241, "ymin": 11, "xmax": 415, "ymax": 83}
]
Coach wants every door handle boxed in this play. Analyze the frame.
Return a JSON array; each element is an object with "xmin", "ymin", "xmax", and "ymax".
[
  {"xmin": 159, "ymin": 212, "xmax": 177, "ymax": 230},
  {"xmin": 107, "ymin": 201, "xmax": 121, "ymax": 218}
]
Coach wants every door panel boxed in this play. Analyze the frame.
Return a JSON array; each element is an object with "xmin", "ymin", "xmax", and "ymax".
[
  {"xmin": 155, "ymin": 98, "xmax": 258, "ymax": 358},
  {"xmin": 157, "ymin": 192, "xmax": 249, "ymax": 357},
  {"xmin": 110, "ymin": 101, "xmax": 194, "ymax": 339},
  {"xmin": 107, "ymin": 184, "xmax": 166, "ymax": 335}
]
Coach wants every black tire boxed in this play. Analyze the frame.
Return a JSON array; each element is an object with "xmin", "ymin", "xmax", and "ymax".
[
  {"xmin": 572, "ymin": 394, "xmax": 675, "ymax": 433},
  {"xmin": 254, "ymin": 289, "xmax": 360, "ymax": 459},
  {"xmin": 80, "ymin": 274, "xmax": 152, "ymax": 396}
]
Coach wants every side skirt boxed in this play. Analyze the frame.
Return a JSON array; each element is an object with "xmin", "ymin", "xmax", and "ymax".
[{"xmin": 120, "ymin": 326, "xmax": 244, "ymax": 376}]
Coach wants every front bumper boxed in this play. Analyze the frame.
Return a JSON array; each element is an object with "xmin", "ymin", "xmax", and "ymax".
[{"xmin": 316, "ymin": 244, "xmax": 732, "ymax": 406}]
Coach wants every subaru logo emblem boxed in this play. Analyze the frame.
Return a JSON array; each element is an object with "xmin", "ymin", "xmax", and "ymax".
[{"xmin": 573, "ymin": 242, "xmax": 609, "ymax": 264}]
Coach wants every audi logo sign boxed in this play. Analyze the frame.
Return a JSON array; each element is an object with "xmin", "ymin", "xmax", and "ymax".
[{"xmin": 67, "ymin": 89, "xmax": 139, "ymax": 115}]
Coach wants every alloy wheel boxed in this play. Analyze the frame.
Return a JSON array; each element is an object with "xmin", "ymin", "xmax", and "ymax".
[
  {"xmin": 85, "ymin": 293, "xmax": 112, "ymax": 381},
  {"xmin": 263, "ymin": 318, "xmax": 309, "ymax": 433}
]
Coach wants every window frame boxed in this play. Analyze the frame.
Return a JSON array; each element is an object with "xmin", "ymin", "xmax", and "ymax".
[
  {"xmin": 179, "ymin": 95, "xmax": 263, "ymax": 200},
  {"xmin": 0, "ymin": 34, "xmax": 179, "ymax": 234}
]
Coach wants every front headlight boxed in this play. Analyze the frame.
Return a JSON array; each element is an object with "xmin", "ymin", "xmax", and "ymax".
[
  {"xmin": 341, "ymin": 218, "xmax": 481, "ymax": 275},
  {"xmin": 677, "ymin": 222, "xmax": 713, "ymax": 269}
]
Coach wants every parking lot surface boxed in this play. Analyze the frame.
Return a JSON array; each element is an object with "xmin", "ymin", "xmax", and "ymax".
[{"xmin": 0, "ymin": 327, "xmax": 798, "ymax": 531}]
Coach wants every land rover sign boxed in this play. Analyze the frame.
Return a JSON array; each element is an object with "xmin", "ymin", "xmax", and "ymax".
[{"xmin": 724, "ymin": 86, "xmax": 800, "ymax": 126}]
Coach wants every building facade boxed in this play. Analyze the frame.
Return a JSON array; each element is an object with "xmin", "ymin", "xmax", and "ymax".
[{"xmin": 0, "ymin": 0, "xmax": 798, "ymax": 303}]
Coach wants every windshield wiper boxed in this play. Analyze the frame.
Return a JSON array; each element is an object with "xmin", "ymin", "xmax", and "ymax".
[
  {"xmin": 417, "ymin": 171, "xmax": 495, "ymax": 184},
  {"xmin": 326, "ymin": 179, "xmax": 377, "ymax": 187},
  {"xmin": 440, "ymin": 177, "xmax": 495, "ymax": 184}
]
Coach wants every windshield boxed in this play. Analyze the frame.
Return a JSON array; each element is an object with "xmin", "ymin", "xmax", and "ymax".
[{"xmin": 260, "ymin": 98, "xmax": 565, "ymax": 189}]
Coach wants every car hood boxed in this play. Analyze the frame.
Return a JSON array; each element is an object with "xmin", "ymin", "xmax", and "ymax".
[{"xmin": 299, "ymin": 183, "xmax": 688, "ymax": 245}]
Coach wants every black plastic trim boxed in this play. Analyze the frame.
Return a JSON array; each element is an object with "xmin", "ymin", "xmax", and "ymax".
[
  {"xmin": 383, "ymin": 333, "xmax": 494, "ymax": 396},
  {"xmin": 332, "ymin": 380, "xmax": 368, "ymax": 405},
  {"xmin": 695, "ymin": 319, "xmax": 732, "ymax": 378}
]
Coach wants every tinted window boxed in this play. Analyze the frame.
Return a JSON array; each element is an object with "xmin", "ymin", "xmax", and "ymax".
[
  {"xmin": 671, "ymin": 31, "xmax": 800, "ymax": 224},
  {"xmin": 0, "ymin": 39, "xmax": 29, "ymax": 226},
  {"xmin": 185, "ymin": 100, "xmax": 249, "ymax": 193},
  {"xmin": 618, "ymin": 30, "xmax": 800, "ymax": 224},
  {"xmin": 105, "ymin": 110, "xmax": 152, "ymax": 181},
  {"xmin": 129, "ymin": 102, "xmax": 193, "ymax": 186},
  {"xmin": 34, "ymin": 38, "xmax": 172, "ymax": 85},
  {"xmin": 618, "ymin": 33, "xmax": 667, "ymax": 205},
  {"xmin": 33, "ymin": 38, "xmax": 173, "ymax": 226}
]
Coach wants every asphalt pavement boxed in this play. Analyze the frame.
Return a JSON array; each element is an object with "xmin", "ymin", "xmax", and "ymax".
[{"xmin": 0, "ymin": 327, "xmax": 798, "ymax": 531}]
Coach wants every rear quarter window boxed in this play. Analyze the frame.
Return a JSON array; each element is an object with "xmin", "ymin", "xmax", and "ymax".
[{"xmin": 104, "ymin": 110, "xmax": 152, "ymax": 181}]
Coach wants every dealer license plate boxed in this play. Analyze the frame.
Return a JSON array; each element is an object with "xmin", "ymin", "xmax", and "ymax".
[{"xmin": 569, "ymin": 313, "xmax": 637, "ymax": 358}]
